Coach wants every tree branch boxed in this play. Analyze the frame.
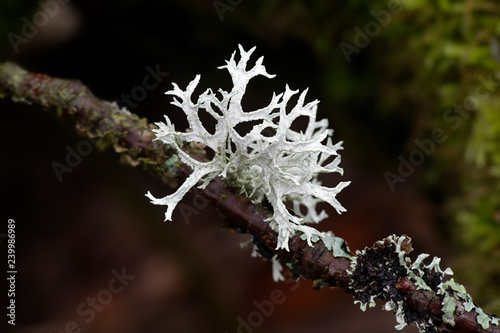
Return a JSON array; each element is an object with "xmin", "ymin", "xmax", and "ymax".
[{"xmin": 1, "ymin": 61, "xmax": 498, "ymax": 333}]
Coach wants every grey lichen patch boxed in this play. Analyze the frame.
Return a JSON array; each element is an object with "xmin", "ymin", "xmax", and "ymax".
[
  {"xmin": 348, "ymin": 235, "xmax": 446, "ymax": 332},
  {"xmin": 1, "ymin": 62, "xmax": 33, "ymax": 105},
  {"xmin": 477, "ymin": 308, "xmax": 492, "ymax": 329},
  {"xmin": 438, "ymin": 278, "xmax": 499, "ymax": 329},
  {"xmin": 164, "ymin": 154, "xmax": 179, "ymax": 170},
  {"xmin": 0, "ymin": 62, "xmax": 26, "ymax": 94},
  {"xmin": 348, "ymin": 235, "xmax": 423, "ymax": 331},
  {"xmin": 298, "ymin": 233, "xmax": 352, "ymax": 259},
  {"xmin": 321, "ymin": 234, "xmax": 353, "ymax": 259},
  {"xmin": 440, "ymin": 291, "xmax": 457, "ymax": 326},
  {"xmin": 348, "ymin": 234, "xmax": 500, "ymax": 332}
]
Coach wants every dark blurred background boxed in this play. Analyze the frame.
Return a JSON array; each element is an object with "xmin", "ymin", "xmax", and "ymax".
[{"xmin": 1, "ymin": 1, "xmax": 499, "ymax": 332}]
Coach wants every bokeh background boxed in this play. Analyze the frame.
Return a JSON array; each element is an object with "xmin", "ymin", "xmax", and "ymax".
[{"xmin": 1, "ymin": 1, "xmax": 500, "ymax": 332}]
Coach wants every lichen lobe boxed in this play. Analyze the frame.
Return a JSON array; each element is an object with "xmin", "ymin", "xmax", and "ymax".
[{"xmin": 348, "ymin": 235, "xmax": 500, "ymax": 332}]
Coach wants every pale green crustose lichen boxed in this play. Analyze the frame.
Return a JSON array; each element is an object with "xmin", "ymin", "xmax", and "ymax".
[{"xmin": 347, "ymin": 234, "xmax": 499, "ymax": 332}]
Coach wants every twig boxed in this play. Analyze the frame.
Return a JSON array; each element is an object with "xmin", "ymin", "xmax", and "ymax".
[{"xmin": 1, "ymin": 61, "xmax": 498, "ymax": 333}]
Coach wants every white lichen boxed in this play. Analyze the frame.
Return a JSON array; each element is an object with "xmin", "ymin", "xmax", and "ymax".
[
  {"xmin": 394, "ymin": 301, "xmax": 408, "ymax": 330},
  {"xmin": 354, "ymin": 297, "xmax": 377, "ymax": 312},
  {"xmin": 271, "ymin": 254, "xmax": 285, "ymax": 282},
  {"xmin": 146, "ymin": 45, "xmax": 350, "ymax": 251}
]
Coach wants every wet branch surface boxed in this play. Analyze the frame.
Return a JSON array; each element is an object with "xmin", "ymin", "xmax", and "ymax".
[{"xmin": 1, "ymin": 61, "xmax": 498, "ymax": 333}]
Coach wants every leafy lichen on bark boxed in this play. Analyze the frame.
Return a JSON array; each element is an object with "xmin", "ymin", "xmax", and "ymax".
[
  {"xmin": 1, "ymin": 61, "xmax": 499, "ymax": 333},
  {"xmin": 349, "ymin": 235, "xmax": 500, "ymax": 332}
]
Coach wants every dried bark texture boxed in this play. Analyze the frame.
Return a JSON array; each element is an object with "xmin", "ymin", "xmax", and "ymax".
[{"xmin": 1, "ymin": 61, "xmax": 498, "ymax": 333}]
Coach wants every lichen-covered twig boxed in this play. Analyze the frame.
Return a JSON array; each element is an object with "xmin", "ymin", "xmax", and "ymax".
[
  {"xmin": 146, "ymin": 45, "xmax": 350, "ymax": 251},
  {"xmin": 1, "ymin": 61, "xmax": 498, "ymax": 332},
  {"xmin": 0, "ymin": 61, "xmax": 179, "ymax": 185}
]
